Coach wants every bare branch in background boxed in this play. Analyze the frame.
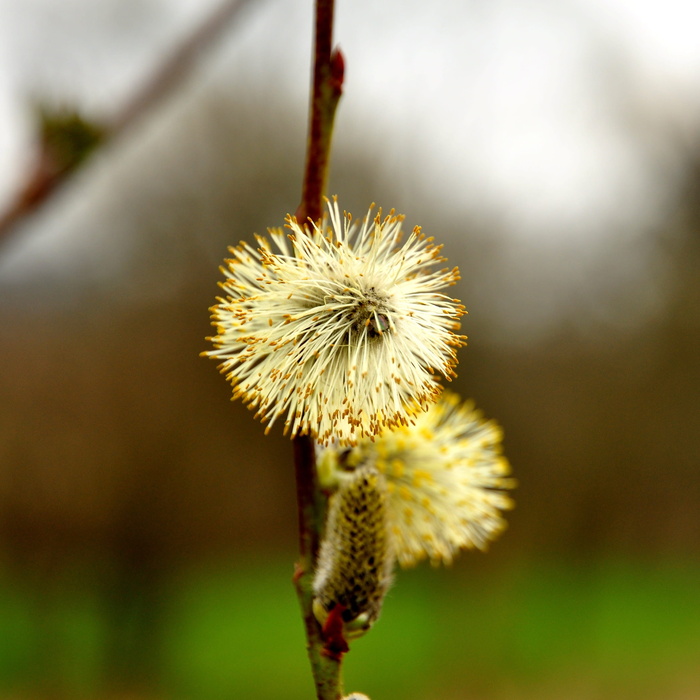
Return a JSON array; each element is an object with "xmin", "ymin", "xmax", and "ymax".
[{"xmin": 0, "ymin": 0, "xmax": 258, "ymax": 248}]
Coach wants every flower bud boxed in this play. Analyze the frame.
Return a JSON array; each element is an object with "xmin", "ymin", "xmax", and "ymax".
[{"xmin": 313, "ymin": 465, "xmax": 394, "ymax": 641}]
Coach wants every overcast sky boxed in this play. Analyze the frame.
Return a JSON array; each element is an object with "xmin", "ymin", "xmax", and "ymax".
[
  {"xmin": 2, "ymin": 0, "xmax": 700, "ymax": 229},
  {"xmin": 1, "ymin": 0, "xmax": 699, "ymax": 337}
]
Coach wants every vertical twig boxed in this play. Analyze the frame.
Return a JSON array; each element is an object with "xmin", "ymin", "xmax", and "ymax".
[
  {"xmin": 296, "ymin": 0, "xmax": 344, "ymax": 224},
  {"xmin": 292, "ymin": 0, "xmax": 344, "ymax": 698}
]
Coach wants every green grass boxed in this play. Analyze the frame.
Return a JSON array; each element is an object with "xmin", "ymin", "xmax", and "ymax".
[{"xmin": 0, "ymin": 555, "xmax": 698, "ymax": 699}]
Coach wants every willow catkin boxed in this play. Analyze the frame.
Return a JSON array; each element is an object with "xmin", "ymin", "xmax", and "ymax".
[{"xmin": 313, "ymin": 465, "xmax": 394, "ymax": 638}]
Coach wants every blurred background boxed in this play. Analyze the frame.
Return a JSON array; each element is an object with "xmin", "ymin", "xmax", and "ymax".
[{"xmin": 0, "ymin": 0, "xmax": 699, "ymax": 698}]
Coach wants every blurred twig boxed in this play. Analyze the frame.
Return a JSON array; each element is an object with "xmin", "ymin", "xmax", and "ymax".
[{"xmin": 0, "ymin": 0, "xmax": 257, "ymax": 247}]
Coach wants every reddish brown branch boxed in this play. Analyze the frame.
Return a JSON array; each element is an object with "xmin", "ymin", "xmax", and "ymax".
[
  {"xmin": 296, "ymin": 2, "xmax": 344, "ymax": 225},
  {"xmin": 292, "ymin": 0, "xmax": 345, "ymax": 697}
]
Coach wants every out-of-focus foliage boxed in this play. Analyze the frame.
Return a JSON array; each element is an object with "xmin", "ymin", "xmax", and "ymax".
[
  {"xmin": 1, "ymin": 556, "xmax": 698, "ymax": 699},
  {"xmin": 38, "ymin": 106, "xmax": 105, "ymax": 175}
]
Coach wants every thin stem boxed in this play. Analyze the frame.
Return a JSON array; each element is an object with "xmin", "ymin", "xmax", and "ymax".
[
  {"xmin": 292, "ymin": 0, "xmax": 344, "ymax": 698},
  {"xmin": 293, "ymin": 435, "xmax": 343, "ymax": 700},
  {"xmin": 296, "ymin": 0, "xmax": 344, "ymax": 224}
]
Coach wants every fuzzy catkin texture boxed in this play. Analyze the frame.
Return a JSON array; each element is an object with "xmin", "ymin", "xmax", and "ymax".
[
  {"xmin": 313, "ymin": 465, "xmax": 394, "ymax": 637},
  {"xmin": 317, "ymin": 390, "xmax": 515, "ymax": 567},
  {"xmin": 205, "ymin": 198, "xmax": 466, "ymax": 446}
]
